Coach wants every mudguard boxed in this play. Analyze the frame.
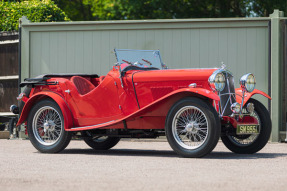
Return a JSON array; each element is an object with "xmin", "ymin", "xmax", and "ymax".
[
  {"xmin": 235, "ymin": 88, "xmax": 271, "ymax": 106},
  {"xmin": 16, "ymin": 92, "xmax": 74, "ymax": 130},
  {"xmin": 160, "ymin": 88, "xmax": 220, "ymax": 102},
  {"xmin": 126, "ymin": 87, "xmax": 220, "ymax": 118}
]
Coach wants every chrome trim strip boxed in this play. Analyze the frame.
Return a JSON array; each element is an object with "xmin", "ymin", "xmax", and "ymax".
[{"xmin": 71, "ymin": 120, "xmax": 115, "ymax": 129}]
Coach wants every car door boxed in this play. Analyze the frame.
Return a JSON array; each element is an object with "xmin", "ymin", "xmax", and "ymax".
[{"xmin": 64, "ymin": 74, "xmax": 123, "ymax": 127}]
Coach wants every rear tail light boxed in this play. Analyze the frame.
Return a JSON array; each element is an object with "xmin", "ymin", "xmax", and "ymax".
[{"xmin": 17, "ymin": 93, "xmax": 28, "ymax": 102}]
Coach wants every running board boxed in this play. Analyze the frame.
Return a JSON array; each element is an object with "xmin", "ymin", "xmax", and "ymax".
[{"xmin": 69, "ymin": 120, "xmax": 116, "ymax": 131}]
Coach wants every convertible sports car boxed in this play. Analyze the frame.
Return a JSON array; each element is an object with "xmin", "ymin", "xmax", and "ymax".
[{"xmin": 11, "ymin": 49, "xmax": 271, "ymax": 158}]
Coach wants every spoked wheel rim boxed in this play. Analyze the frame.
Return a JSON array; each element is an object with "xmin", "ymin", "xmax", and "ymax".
[
  {"xmin": 227, "ymin": 110, "xmax": 261, "ymax": 146},
  {"xmin": 32, "ymin": 106, "xmax": 63, "ymax": 146},
  {"xmin": 172, "ymin": 106, "xmax": 209, "ymax": 150}
]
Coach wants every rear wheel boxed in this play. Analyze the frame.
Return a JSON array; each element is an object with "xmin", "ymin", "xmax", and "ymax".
[
  {"xmin": 165, "ymin": 97, "xmax": 220, "ymax": 158},
  {"xmin": 221, "ymin": 98, "xmax": 271, "ymax": 154},
  {"xmin": 27, "ymin": 99, "xmax": 72, "ymax": 153},
  {"xmin": 83, "ymin": 133, "xmax": 120, "ymax": 150}
]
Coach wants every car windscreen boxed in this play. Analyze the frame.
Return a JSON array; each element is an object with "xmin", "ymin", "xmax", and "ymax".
[{"xmin": 114, "ymin": 49, "xmax": 163, "ymax": 70}]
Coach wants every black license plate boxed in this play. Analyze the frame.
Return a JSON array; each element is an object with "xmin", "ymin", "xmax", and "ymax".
[{"xmin": 236, "ymin": 125, "xmax": 259, "ymax": 135}]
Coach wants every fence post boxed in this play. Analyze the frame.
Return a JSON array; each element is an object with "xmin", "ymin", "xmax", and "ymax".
[
  {"xmin": 270, "ymin": 10, "xmax": 284, "ymax": 142},
  {"xmin": 20, "ymin": 16, "xmax": 31, "ymax": 83}
]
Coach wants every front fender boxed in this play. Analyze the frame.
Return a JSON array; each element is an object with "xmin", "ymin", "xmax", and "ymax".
[
  {"xmin": 174, "ymin": 88, "xmax": 220, "ymax": 101},
  {"xmin": 16, "ymin": 91, "xmax": 74, "ymax": 130},
  {"xmin": 235, "ymin": 88, "xmax": 271, "ymax": 106},
  {"xmin": 128, "ymin": 87, "xmax": 219, "ymax": 118}
]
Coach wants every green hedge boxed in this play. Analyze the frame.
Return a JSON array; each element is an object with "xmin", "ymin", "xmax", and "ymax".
[{"xmin": 0, "ymin": 0, "xmax": 70, "ymax": 31}]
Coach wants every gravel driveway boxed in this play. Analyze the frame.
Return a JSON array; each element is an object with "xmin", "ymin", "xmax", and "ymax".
[{"xmin": 0, "ymin": 139, "xmax": 286, "ymax": 191}]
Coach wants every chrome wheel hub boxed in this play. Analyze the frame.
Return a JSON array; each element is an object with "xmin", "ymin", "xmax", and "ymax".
[
  {"xmin": 185, "ymin": 122, "xmax": 199, "ymax": 134},
  {"xmin": 43, "ymin": 120, "xmax": 56, "ymax": 132}
]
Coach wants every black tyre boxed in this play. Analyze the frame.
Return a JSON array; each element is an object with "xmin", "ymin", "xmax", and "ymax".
[
  {"xmin": 27, "ymin": 99, "xmax": 72, "ymax": 153},
  {"xmin": 8, "ymin": 117, "xmax": 17, "ymax": 135},
  {"xmin": 221, "ymin": 98, "xmax": 271, "ymax": 154},
  {"xmin": 165, "ymin": 97, "xmax": 221, "ymax": 158},
  {"xmin": 83, "ymin": 135, "xmax": 120, "ymax": 150}
]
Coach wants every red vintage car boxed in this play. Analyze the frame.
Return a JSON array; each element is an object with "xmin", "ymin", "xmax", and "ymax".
[{"xmin": 11, "ymin": 49, "xmax": 271, "ymax": 158}]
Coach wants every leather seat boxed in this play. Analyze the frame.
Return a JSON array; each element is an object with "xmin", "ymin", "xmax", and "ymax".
[{"xmin": 71, "ymin": 76, "xmax": 95, "ymax": 95}]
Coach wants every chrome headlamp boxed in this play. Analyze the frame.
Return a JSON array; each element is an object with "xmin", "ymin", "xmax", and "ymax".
[
  {"xmin": 208, "ymin": 72, "xmax": 225, "ymax": 92},
  {"xmin": 240, "ymin": 73, "xmax": 256, "ymax": 92}
]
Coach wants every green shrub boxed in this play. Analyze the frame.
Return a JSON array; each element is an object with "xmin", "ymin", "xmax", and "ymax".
[{"xmin": 0, "ymin": 0, "xmax": 70, "ymax": 31}]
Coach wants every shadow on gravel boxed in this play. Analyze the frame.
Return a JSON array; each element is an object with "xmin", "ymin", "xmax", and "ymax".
[
  {"xmin": 61, "ymin": 149, "xmax": 178, "ymax": 158},
  {"xmin": 60, "ymin": 149, "xmax": 287, "ymax": 159},
  {"xmin": 206, "ymin": 151, "xmax": 287, "ymax": 159}
]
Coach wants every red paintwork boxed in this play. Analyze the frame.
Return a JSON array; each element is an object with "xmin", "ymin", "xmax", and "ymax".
[
  {"xmin": 16, "ymin": 91, "xmax": 74, "ymax": 130},
  {"xmin": 16, "ymin": 66, "xmax": 270, "ymax": 132},
  {"xmin": 131, "ymin": 69, "xmax": 217, "ymax": 108},
  {"xmin": 222, "ymin": 116, "xmax": 259, "ymax": 128},
  {"xmin": 235, "ymin": 88, "xmax": 271, "ymax": 106}
]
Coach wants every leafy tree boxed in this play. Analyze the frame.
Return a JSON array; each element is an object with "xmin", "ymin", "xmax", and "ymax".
[
  {"xmin": 54, "ymin": 0, "xmax": 287, "ymax": 21},
  {"xmin": 0, "ymin": 0, "xmax": 69, "ymax": 31},
  {"xmin": 53, "ymin": 0, "xmax": 93, "ymax": 21},
  {"xmin": 245, "ymin": 0, "xmax": 287, "ymax": 16},
  {"xmin": 91, "ymin": 0, "xmax": 248, "ymax": 20}
]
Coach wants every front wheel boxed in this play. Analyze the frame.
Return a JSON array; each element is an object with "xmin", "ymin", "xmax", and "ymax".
[
  {"xmin": 165, "ymin": 97, "xmax": 220, "ymax": 158},
  {"xmin": 221, "ymin": 98, "xmax": 272, "ymax": 154},
  {"xmin": 27, "ymin": 99, "xmax": 72, "ymax": 153}
]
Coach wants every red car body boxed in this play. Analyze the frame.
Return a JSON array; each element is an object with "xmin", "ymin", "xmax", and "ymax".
[{"xmin": 13, "ymin": 49, "xmax": 272, "ymax": 157}]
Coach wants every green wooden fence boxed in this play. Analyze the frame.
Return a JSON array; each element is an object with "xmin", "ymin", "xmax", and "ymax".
[{"xmin": 20, "ymin": 10, "xmax": 286, "ymax": 142}]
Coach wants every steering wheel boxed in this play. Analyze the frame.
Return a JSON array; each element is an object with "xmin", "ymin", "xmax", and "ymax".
[{"xmin": 99, "ymin": 76, "xmax": 105, "ymax": 83}]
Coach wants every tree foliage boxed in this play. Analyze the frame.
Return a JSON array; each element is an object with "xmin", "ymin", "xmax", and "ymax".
[
  {"xmin": 53, "ymin": 0, "xmax": 93, "ymax": 21},
  {"xmin": 54, "ymin": 0, "xmax": 287, "ymax": 21},
  {"xmin": 245, "ymin": 0, "xmax": 287, "ymax": 16},
  {"xmin": 91, "ymin": 0, "xmax": 248, "ymax": 20},
  {"xmin": 0, "ymin": 0, "xmax": 69, "ymax": 31}
]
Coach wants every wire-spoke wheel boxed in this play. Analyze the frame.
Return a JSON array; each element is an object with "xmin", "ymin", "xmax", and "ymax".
[
  {"xmin": 221, "ymin": 98, "xmax": 271, "ymax": 154},
  {"xmin": 166, "ymin": 97, "xmax": 220, "ymax": 158},
  {"xmin": 32, "ymin": 106, "xmax": 62, "ymax": 145},
  {"xmin": 172, "ymin": 106, "xmax": 209, "ymax": 150},
  {"xmin": 27, "ymin": 99, "xmax": 72, "ymax": 153}
]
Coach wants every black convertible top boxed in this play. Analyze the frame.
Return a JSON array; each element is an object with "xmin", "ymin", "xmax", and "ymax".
[{"xmin": 20, "ymin": 73, "xmax": 99, "ymax": 87}]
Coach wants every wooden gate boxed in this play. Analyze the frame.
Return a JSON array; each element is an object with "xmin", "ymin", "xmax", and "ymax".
[{"xmin": 0, "ymin": 32, "xmax": 19, "ymax": 114}]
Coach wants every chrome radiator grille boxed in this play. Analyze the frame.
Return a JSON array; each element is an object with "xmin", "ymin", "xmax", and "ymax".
[{"xmin": 219, "ymin": 71, "xmax": 236, "ymax": 116}]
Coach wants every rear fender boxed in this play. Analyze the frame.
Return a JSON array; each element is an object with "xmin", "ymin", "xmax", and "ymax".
[
  {"xmin": 235, "ymin": 88, "xmax": 271, "ymax": 106},
  {"xmin": 16, "ymin": 92, "xmax": 74, "ymax": 130}
]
